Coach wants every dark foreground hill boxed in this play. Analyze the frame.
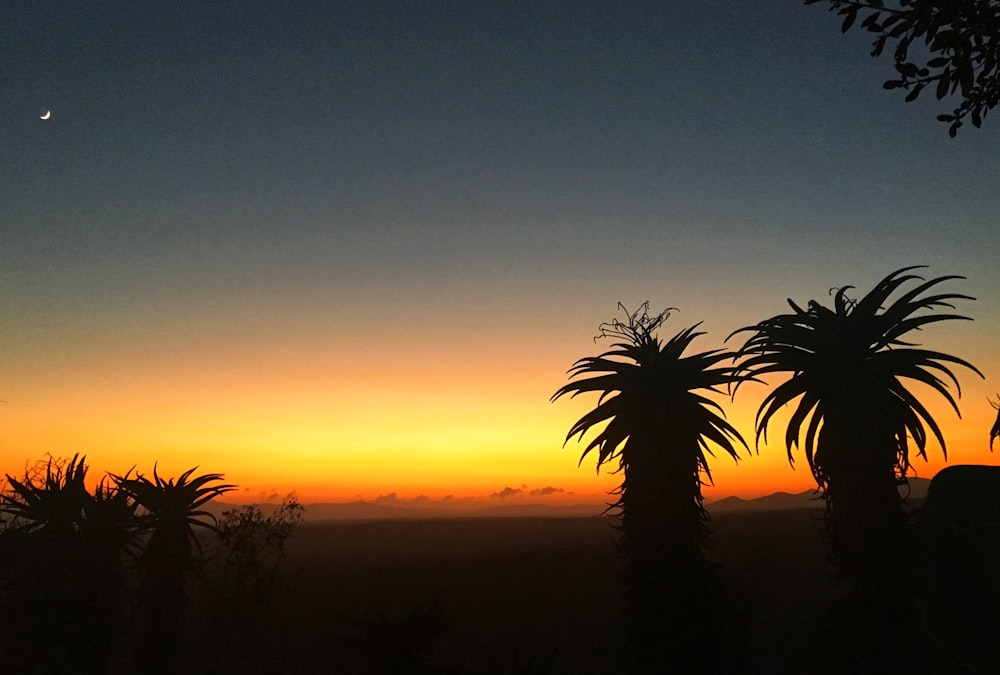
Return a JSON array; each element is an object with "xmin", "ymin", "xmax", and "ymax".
[{"xmin": 176, "ymin": 508, "xmax": 843, "ymax": 674}]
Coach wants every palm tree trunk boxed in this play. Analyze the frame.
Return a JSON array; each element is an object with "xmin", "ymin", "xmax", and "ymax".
[
  {"xmin": 822, "ymin": 418, "xmax": 923, "ymax": 670},
  {"xmin": 620, "ymin": 437, "xmax": 717, "ymax": 673},
  {"xmin": 821, "ymin": 412, "xmax": 911, "ymax": 598},
  {"xmin": 132, "ymin": 529, "xmax": 193, "ymax": 674}
]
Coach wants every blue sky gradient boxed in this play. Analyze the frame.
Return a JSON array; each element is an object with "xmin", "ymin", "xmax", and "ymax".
[{"xmin": 3, "ymin": 1, "xmax": 998, "ymax": 501}]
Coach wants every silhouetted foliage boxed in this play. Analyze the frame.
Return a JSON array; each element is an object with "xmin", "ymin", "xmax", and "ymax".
[
  {"xmin": 806, "ymin": 0, "xmax": 1000, "ymax": 135},
  {"xmin": 553, "ymin": 303, "xmax": 747, "ymax": 672},
  {"xmin": 732, "ymin": 266, "xmax": 981, "ymax": 667},
  {"xmin": 212, "ymin": 496, "xmax": 305, "ymax": 613},
  {"xmin": 0, "ymin": 455, "xmax": 138, "ymax": 674},
  {"xmin": 1, "ymin": 454, "xmax": 94, "ymax": 545},
  {"xmin": 990, "ymin": 395, "xmax": 1000, "ymax": 449},
  {"xmin": 114, "ymin": 466, "xmax": 235, "ymax": 674},
  {"xmin": 0, "ymin": 456, "xmax": 259, "ymax": 674},
  {"xmin": 181, "ymin": 496, "xmax": 305, "ymax": 673}
]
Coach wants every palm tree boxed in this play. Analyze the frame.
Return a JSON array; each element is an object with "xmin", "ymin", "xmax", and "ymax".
[
  {"xmin": 115, "ymin": 465, "xmax": 235, "ymax": 673},
  {"xmin": 552, "ymin": 303, "xmax": 747, "ymax": 672},
  {"xmin": 732, "ymin": 266, "xmax": 981, "ymax": 597}
]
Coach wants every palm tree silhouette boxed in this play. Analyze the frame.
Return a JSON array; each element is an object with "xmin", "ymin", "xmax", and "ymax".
[
  {"xmin": 552, "ymin": 303, "xmax": 746, "ymax": 672},
  {"xmin": 732, "ymin": 266, "xmax": 981, "ymax": 596},
  {"xmin": 115, "ymin": 466, "xmax": 235, "ymax": 673}
]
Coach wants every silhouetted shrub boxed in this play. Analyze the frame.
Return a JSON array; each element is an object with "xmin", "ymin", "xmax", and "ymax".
[{"xmin": 212, "ymin": 496, "xmax": 305, "ymax": 613}]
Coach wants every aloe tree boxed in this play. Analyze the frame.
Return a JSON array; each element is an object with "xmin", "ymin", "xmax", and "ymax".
[
  {"xmin": 552, "ymin": 303, "xmax": 747, "ymax": 671},
  {"xmin": 732, "ymin": 266, "xmax": 982, "ymax": 602},
  {"xmin": 115, "ymin": 466, "xmax": 235, "ymax": 673},
  {"xmin": 0, "ymin": 455, "xmax": 90, "ymax": 672},
  {"xmin": 79, "ymin": 472, "xmax": 141, "ymax": 672},
  {"xmin": 1, "ymin": 454, "xmax": 90, "ymax": 535},
  {"xmin": 0, "ymin": 455, "xmax": 137, "ymax": 674}
]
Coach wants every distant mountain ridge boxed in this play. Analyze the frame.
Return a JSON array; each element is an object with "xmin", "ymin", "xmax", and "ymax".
[
  {"xmin": 708, "ymin": 490, "xmax": 823, "ymax": 513},
  {"xmin": 708, "ymin": 476, "xmax": 931, "ymax": 513},
  {"xmin": 206, "ymin": 477, "xmax": 933, "ymax": 521},
  {"xmin": 290, "ymin": 501, "xmax": 606, "ymax": 522}
]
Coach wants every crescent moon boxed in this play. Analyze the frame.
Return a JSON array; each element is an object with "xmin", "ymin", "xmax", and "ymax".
[{"xmin": 40, "ymin": 110, "xmax": 51, "ymax": 120}]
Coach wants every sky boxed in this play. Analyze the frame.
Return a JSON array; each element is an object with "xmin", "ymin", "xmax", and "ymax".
[{"xmin": 2, "ymin": 1, "xmax": 999, "ymax": 506}]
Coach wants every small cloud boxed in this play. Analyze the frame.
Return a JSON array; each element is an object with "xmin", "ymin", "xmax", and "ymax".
[
  {"xmin": 375, "ymin": 492, "xmax": 398, "ymax": 502},
  {"xmin": 491, "ymin": 486, "xmax": 523, "ymax": 499},
  {"xmin": 528, "ymin": 486, "xmax": 565, "ymax": 497}
]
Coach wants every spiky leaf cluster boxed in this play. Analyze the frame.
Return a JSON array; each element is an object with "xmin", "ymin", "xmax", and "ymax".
[
  {"xmin": 115, "ymin": 466, "xmax": 235, "ymax": 544},
  {"xmin": 732, "ymin": 266, "xmax": 982, "ymax": 492},
  {"xmin": 552, "ymin": 303, "xmax": 747, "ymax": 487},
  {"xmin": 1, "ymin": 455, "xmax": 91, "ymax": 533}
]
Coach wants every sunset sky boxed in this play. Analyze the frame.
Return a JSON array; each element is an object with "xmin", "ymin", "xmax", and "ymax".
[{"xmin": 3, "ymin": 1, "xmax": 999, "ymax": 506}]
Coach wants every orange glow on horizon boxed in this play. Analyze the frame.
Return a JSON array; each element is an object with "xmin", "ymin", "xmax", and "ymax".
[{"xmin": 2, "ymin": 305, "xmax": 998, "ymax": 507}]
